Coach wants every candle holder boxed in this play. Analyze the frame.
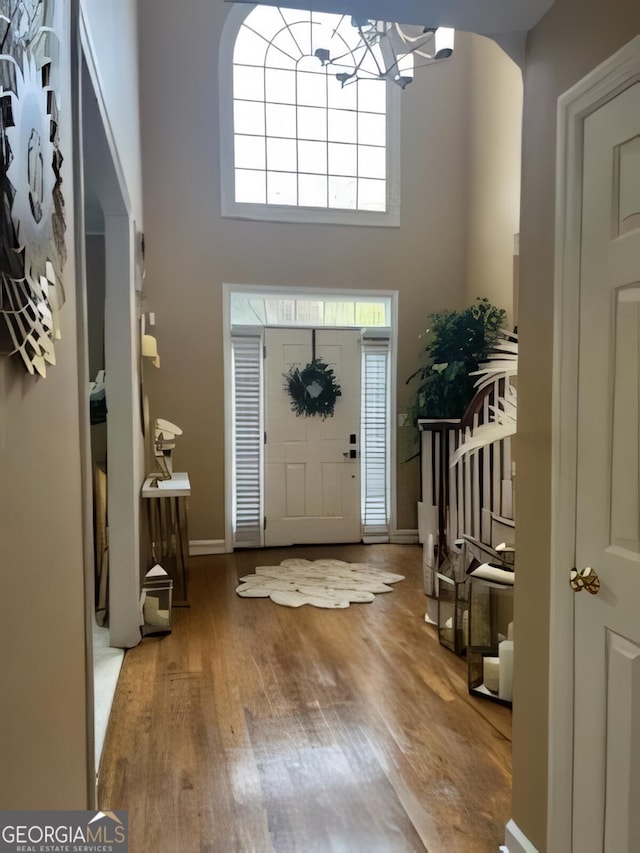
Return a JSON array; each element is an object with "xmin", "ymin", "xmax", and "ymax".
[
  {"xmin": 141, "ymin": 564, "xmax": 173, "ymax": 637},
  {"xmin": 436, "ymin": 573, "xmax": 470, "ymax": 655},
  {"xmin": 436, "ymin": 539, "xmax": 470, "ymax": 655},
  {"xmin": 467, "ymin": 574, "xmax": 514, "ymax": 706}
]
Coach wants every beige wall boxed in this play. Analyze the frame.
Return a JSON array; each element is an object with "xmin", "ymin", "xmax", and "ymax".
[
  {"xmin": 0, "ymin": 19, "xmax": 87, "ymax": 797},
  {"xmin": 138, "ymin": 1, "xmax": 521, "ymax": 540},
  {"xmin": 0, "ymin": 1, "xmax": 89, "ymax": 808},
  {"xmin": 465, "ymin": 35, "xmax": 522, "ymax": 325},
  {"xmin": 0, "ymin": 288, "xmax": 89, "ymax": 809},
  {"xmin": 514, "ymin": 2, "xmax": 640, "ymax": 848},
  {"xmin": 0, "ymin": 0, "xmax": 144, "ymax": 809}
]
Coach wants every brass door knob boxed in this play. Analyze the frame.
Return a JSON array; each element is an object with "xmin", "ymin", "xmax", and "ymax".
[{"xmin": 570, "ymin": 566, "xmax": 600, "ymax": 595}]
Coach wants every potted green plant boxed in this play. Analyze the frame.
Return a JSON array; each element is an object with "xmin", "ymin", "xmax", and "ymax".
[{"xmin": 407, "ymin": 297, "xmax": 507, "ymax": 422}]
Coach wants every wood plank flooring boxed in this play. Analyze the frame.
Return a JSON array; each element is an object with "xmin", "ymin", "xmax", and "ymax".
[{"xmin": 98, "ymin": 544, "xmax": 511, "ymax": 852}]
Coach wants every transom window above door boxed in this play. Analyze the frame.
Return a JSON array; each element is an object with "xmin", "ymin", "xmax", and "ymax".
[
  {"xmin": 219, "ymin": 4, "xmax": 401, "ymax": 226},
  {"xmin": 230, "ymin": 290, "xmax": 392, "ymax": 327}
]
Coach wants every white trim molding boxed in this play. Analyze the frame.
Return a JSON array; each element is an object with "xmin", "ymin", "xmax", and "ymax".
[
  {"xmin": 390, "ymin": 529, "xmax": 419, "ymax": 545},
  {"xmin": 218, "ymin": 4, "xmax": 401, "ymax": 228},
  {"xmin": 549, "ymin": 35, "xmax": 640, "ymax": 853},
  {"xmin": 223, "ymin": 283, "xmax": 399, "ymax": 551},
  {"xmin": 189, "ymin": 540, "xmax": 229, "ymax": 556},
  {"xmin": 79, "ymin": 9, "xmax": 132, "ymax": 216},
  {"xmin": 504, "ymin": 819, "xmax": 539, "ymax": 853}
]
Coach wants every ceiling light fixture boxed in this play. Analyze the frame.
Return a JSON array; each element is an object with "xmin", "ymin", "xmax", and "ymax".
[{"xmin": 314, "ymin": 19, "xmax": 455, "ymax": 89}]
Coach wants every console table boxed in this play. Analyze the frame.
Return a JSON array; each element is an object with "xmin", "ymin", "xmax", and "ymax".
[{"xmin": 141, "ymin": 472, "xmax": 191, "ymax": 605}]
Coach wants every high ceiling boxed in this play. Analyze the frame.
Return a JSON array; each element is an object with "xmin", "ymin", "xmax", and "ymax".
[{"xmin": 228, "ymin": 0, "xmax": 555, "ymax": 36}]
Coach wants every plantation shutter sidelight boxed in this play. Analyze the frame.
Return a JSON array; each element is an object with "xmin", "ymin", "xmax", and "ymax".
[
  {"xmin": 231, "ymin": 333, "xmax": 262, "ymax": 546},
  {"xmin": 361, "ymin": 338, "xmax": 390, "ymax": 537}
]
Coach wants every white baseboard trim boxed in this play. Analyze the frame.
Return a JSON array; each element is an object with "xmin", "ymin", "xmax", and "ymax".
[
  {"xmin": 189, "ymin": 539, "xmax": 227, "ymax": 556},
  {"xmin": 390, "ymin": 529, "xmax": 419, "ymax": 544},
  {"xmin": 504, "ymin": 820, "xmax": 539, "ymax": 853},
  {"xmin": 190, "ymin": 535, "xmax": 420, "ymax": 553},
  {"xmin": 362, "ymin": 534, "xmax": 390, "ymax": 544}
]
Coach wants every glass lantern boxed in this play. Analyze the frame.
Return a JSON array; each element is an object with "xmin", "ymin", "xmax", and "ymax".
[
  {"xmin": 437, "ymin": 574, "xmax": 470, "ymax": 655},
  {"xmin": 141, "ymin": 564, "xmax": 173, "ymax": 637},
  {"xmin": 467, "ymin": 575, "xmax": 514, "ymax": 706},
  {"xmin": 436, "ymin": 540, "xmax": 470, "ymax": 655}
]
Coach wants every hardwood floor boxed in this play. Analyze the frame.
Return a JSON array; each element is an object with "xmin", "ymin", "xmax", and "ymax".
[{"xmin": 98, "ymin": 544, "xmax": 511, "ymax": 852}]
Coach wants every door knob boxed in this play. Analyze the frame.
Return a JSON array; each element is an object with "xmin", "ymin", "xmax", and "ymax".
[{"xmin": 570, "ymin": 566, "xmax": 600, "ymax": 595}]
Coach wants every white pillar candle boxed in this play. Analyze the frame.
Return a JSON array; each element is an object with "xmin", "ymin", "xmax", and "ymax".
[
  {"xmin": 499, "ymin": 640, "xmax": 514, "ymax": 702},
  {"xmin": 483, "ymin": 656, "xmax": 500, "ymax": 693},
  {"xmin": 156, "ymin": 609, "xmax": 170, "ymax": 627},
  {"xmin": 507, "ymin": 621, "xmax": 514, "ymax": 641},
  {"xmin": 144, "ymin": 594, "xmax": 159, "ymax": 617}
]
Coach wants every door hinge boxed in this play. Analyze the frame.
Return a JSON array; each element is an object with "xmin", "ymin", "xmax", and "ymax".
[
  {"xmin": 263, "ymin": 345, "xmax": 267, "ymax": 359},
  {"xmin": 264, "ymin": 517, "xmax": 267, "ymax": 530},
  {"xmin": 264, "ymin": 431, "xmax": 267, "ymax": 444}
]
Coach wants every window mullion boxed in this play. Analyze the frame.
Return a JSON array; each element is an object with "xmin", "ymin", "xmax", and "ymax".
[
  {"xmin": 355, "ymin": 79, "xmax": 360, "ymax": 211},
  {"xmin": 263, "ymin": 51, "xmax": 269, "ymax": 202},
  {"xmin": 325, "ymin": 72, "xmax": 330, "ymax": 208},
  {"xmin": 295, "ymin": 59, "xmax": 300, "ymax": 207}
]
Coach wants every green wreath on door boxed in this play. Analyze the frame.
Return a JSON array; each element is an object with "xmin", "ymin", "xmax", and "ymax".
[{"xmin": 283, "ymin": 357, "xmax": 341, "ymax": 419}]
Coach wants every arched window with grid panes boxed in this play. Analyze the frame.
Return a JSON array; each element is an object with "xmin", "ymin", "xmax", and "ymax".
[{"xmin": 219, "ymin": 4, "xmax": 401, "ymax": 226}]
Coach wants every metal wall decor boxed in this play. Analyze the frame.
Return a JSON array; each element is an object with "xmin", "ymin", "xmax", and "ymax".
[{"xmin": 0, "ymin": 0, "xmax": 66, "ymax": 377}]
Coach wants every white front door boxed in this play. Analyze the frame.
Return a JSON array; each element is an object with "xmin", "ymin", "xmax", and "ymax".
[
  {"xmin": 572, "ymin": 81, "xmax": 640, "ymax": 851},
  {"xmin": 264, "ymin": 327, "xmax": 361, "ymax": 545}
]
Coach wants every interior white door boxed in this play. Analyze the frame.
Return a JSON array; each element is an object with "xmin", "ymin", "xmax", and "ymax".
[
  {"xmin": 573, "ymin": 81, "xmax": 640, "ymax": 851},
  {"xmin": 264, "ymin": 327, "xmax": 361, "ymax": 546}
]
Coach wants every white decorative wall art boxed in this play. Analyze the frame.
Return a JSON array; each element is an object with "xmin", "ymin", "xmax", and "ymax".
[{"xmin": 0, "ymin": 0, "xmax": 66, "ymax": 377}]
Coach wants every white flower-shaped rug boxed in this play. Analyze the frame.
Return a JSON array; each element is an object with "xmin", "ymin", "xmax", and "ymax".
[{"xmin": 236, "ymin": 558, "xmax": 404, "ymax": 609}]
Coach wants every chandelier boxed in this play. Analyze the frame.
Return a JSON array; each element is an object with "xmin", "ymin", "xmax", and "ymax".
[{"xmin": 314, "ymin": 19, "xmax": 455, "ymax": 89}]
